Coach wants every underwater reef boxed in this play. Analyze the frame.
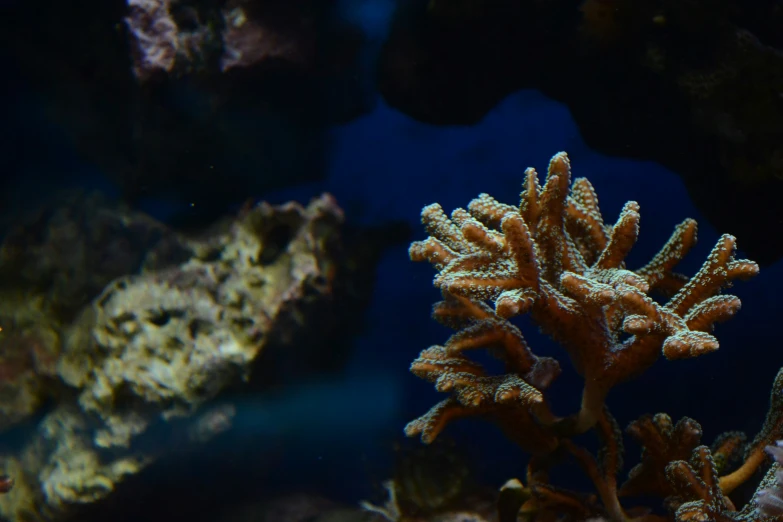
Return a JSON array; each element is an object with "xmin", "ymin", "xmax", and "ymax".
[{"xmin": 400, "ymin": 152, "xmax": 783, "ymax": 522}]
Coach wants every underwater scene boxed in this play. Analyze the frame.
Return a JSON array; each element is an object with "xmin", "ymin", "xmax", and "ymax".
[{"xmin": 2, "ymin": 0, "xmax": 783, "ymax": 521}]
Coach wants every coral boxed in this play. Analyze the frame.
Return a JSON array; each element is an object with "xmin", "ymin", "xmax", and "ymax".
[
  {"xmin": 405, "ymin": 152, "xmax": 783, "ymax": 521},
  {"xmin": 408, "ymin": 151, "xmax": 757, "ymax": 439},
  {"xmin": 755, "ymin": 441, "xmax": 783, "ymax": 517}
]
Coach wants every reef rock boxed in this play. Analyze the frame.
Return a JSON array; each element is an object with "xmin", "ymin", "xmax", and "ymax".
[
  {"xmin": 0, "ymin": 192, "xmax": 188, "ymax": 434},
  {"xmin": 0, "ymin": 194, "xmax": 352, "ymax": 521}
]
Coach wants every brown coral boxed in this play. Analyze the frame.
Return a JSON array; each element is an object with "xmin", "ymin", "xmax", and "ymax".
[
  {"xmin": 408, "ymin": 151, "xmax": 757, "ymax": 441},
  {"xmin": 404, "ymin": 152, "xmax": 779, "ymax": 522}
]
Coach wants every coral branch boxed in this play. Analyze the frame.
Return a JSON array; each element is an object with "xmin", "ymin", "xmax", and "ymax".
[
  {"xmin": 620, "ymin": 414, "xmax": 703, "ymax": 498},
  {"xmin": 407, "ymin": 151, "xmax": 759, "ymax": 445},
  {"xmin": 666, "ymin": 446, "xmax": 736, "ymax": 521},
  {"xmin": 720, "ymin": 368, "xmax": 783, "ymax": 494}
]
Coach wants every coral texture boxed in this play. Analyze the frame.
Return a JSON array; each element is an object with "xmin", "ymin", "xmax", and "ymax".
[{"xmin": 406, "ymin": 152, "xmax": 783, "ymax": 521}]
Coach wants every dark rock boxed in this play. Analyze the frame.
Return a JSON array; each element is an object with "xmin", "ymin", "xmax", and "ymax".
[
  {"xmin": 0, "ymin": 0, "xmax": 371, "ymax": 217},
  {"xmin": 378, "ymin": 0, "xmax": 783, "ymax": 264}
]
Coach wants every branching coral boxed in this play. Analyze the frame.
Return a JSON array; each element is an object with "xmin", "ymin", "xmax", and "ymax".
[{"xmin": 405, "ymin": 152, "xmax": 783, "ymax": 521}]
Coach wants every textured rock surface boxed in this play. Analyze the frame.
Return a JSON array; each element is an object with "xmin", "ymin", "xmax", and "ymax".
[
  {"xmin": 0, "ymin": 192, "xmax": 187, "ymax": 434},
  {"xmin": 0, "ymin": 191, "xmax": 188, "ymax": 322},
  {"xmin": 0, "ymin": 194, "xmax": 354, "ymax": 521}
]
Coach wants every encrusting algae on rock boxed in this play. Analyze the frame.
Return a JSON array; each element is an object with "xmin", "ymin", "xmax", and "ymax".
[{"xmin": 0, "ymin": 194, "xmax": 354, "ymax": 521}]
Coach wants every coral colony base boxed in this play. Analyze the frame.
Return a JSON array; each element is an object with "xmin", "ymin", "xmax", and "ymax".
[{"xmin": 403, "ymin": 152, "xmax": 783, "ymax": 522}]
